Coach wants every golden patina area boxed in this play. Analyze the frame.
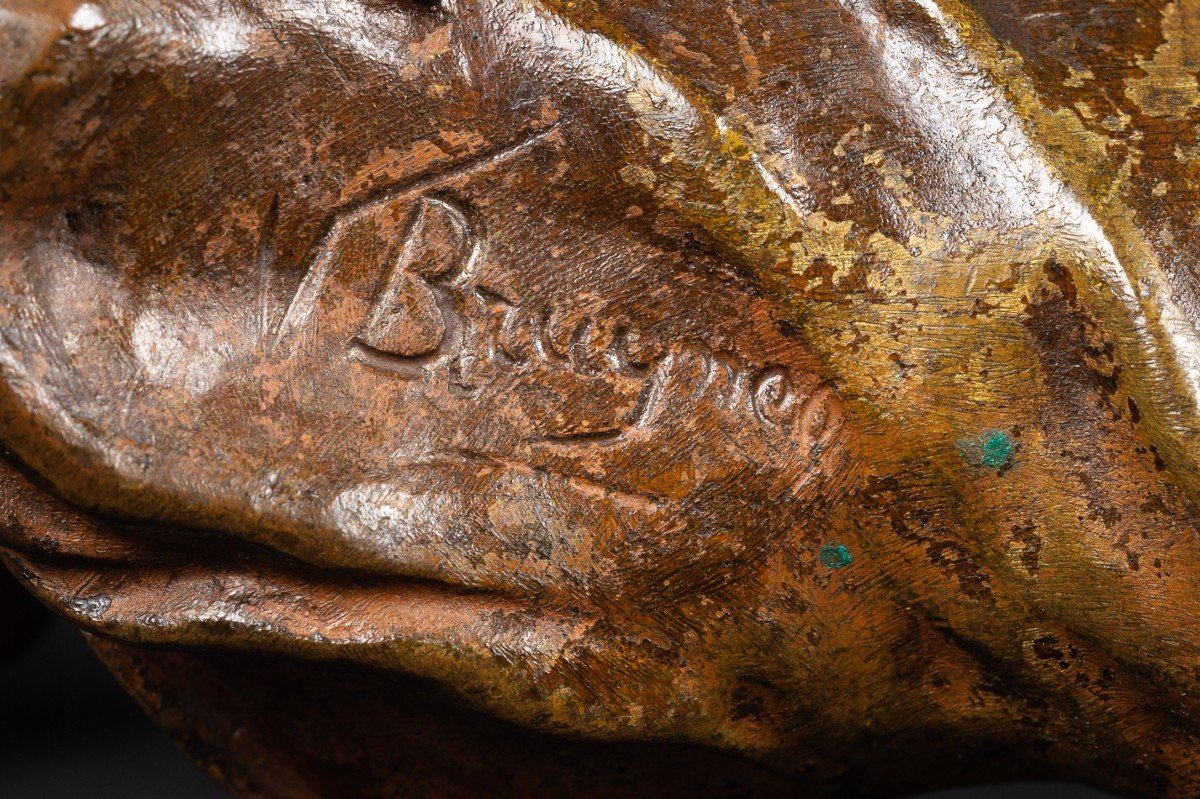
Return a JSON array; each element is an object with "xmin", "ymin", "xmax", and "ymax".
[{"xmin": 4, "ymin": 0, "xmax": 1200, "ymax": 796}]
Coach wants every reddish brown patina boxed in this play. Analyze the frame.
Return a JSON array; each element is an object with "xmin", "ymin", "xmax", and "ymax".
[{"xmin": 4, "ymin": 0, "xmax": 1200, "ymax": 796}]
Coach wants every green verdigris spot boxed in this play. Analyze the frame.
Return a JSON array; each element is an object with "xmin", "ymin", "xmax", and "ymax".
[
  {"xmin": 959, "ymin": 429, "xmax": 1016, "ymax": 471},
  {"xmin": 818, "ymin": 543, "xmax": 853, "ymax": 570}
]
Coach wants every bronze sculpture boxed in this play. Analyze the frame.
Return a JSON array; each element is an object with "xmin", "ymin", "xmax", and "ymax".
[{"xmin": 3, "ymin": 0, "xmax": 1200, "ymax": 795}]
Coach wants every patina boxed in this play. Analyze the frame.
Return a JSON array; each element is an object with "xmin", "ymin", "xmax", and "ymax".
[{"xmin": 3, "ymin": 0, "xmax": 1200, "ymax": 796}]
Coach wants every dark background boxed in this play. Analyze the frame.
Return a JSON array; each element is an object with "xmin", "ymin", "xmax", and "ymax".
[{"xmin": 0, "ymin": 614, "xmax": 1119, "ymax": 799}]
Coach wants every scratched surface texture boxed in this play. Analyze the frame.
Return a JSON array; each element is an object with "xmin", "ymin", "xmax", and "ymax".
[{"xmin": 2, "ymin": 0, "xmax": 1200, "ymax": 796}]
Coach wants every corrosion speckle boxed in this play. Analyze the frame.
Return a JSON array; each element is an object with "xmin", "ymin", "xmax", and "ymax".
[
  {"xmin": 818, "ymin": 543, "xmax": 853, "ymax": 569},
  {"xmin": 959, "ymin": 429, "xmax": 1016, "ymax": 471}
]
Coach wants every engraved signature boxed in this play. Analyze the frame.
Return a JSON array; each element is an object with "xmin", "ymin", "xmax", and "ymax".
[{"xmin": 350, "ymin": 196, "xmax": 844, "ymax": 452}]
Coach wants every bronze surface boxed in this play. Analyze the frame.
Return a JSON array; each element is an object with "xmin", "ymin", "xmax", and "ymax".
[{"xmin": 3, "ymin": 0, "xmax": 1200, "ymax": 795}]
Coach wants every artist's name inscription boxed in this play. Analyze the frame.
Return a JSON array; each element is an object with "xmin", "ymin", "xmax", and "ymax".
[{"xmin": 349, "ymin": 197, "xmax": 842, "ymax": 449}]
